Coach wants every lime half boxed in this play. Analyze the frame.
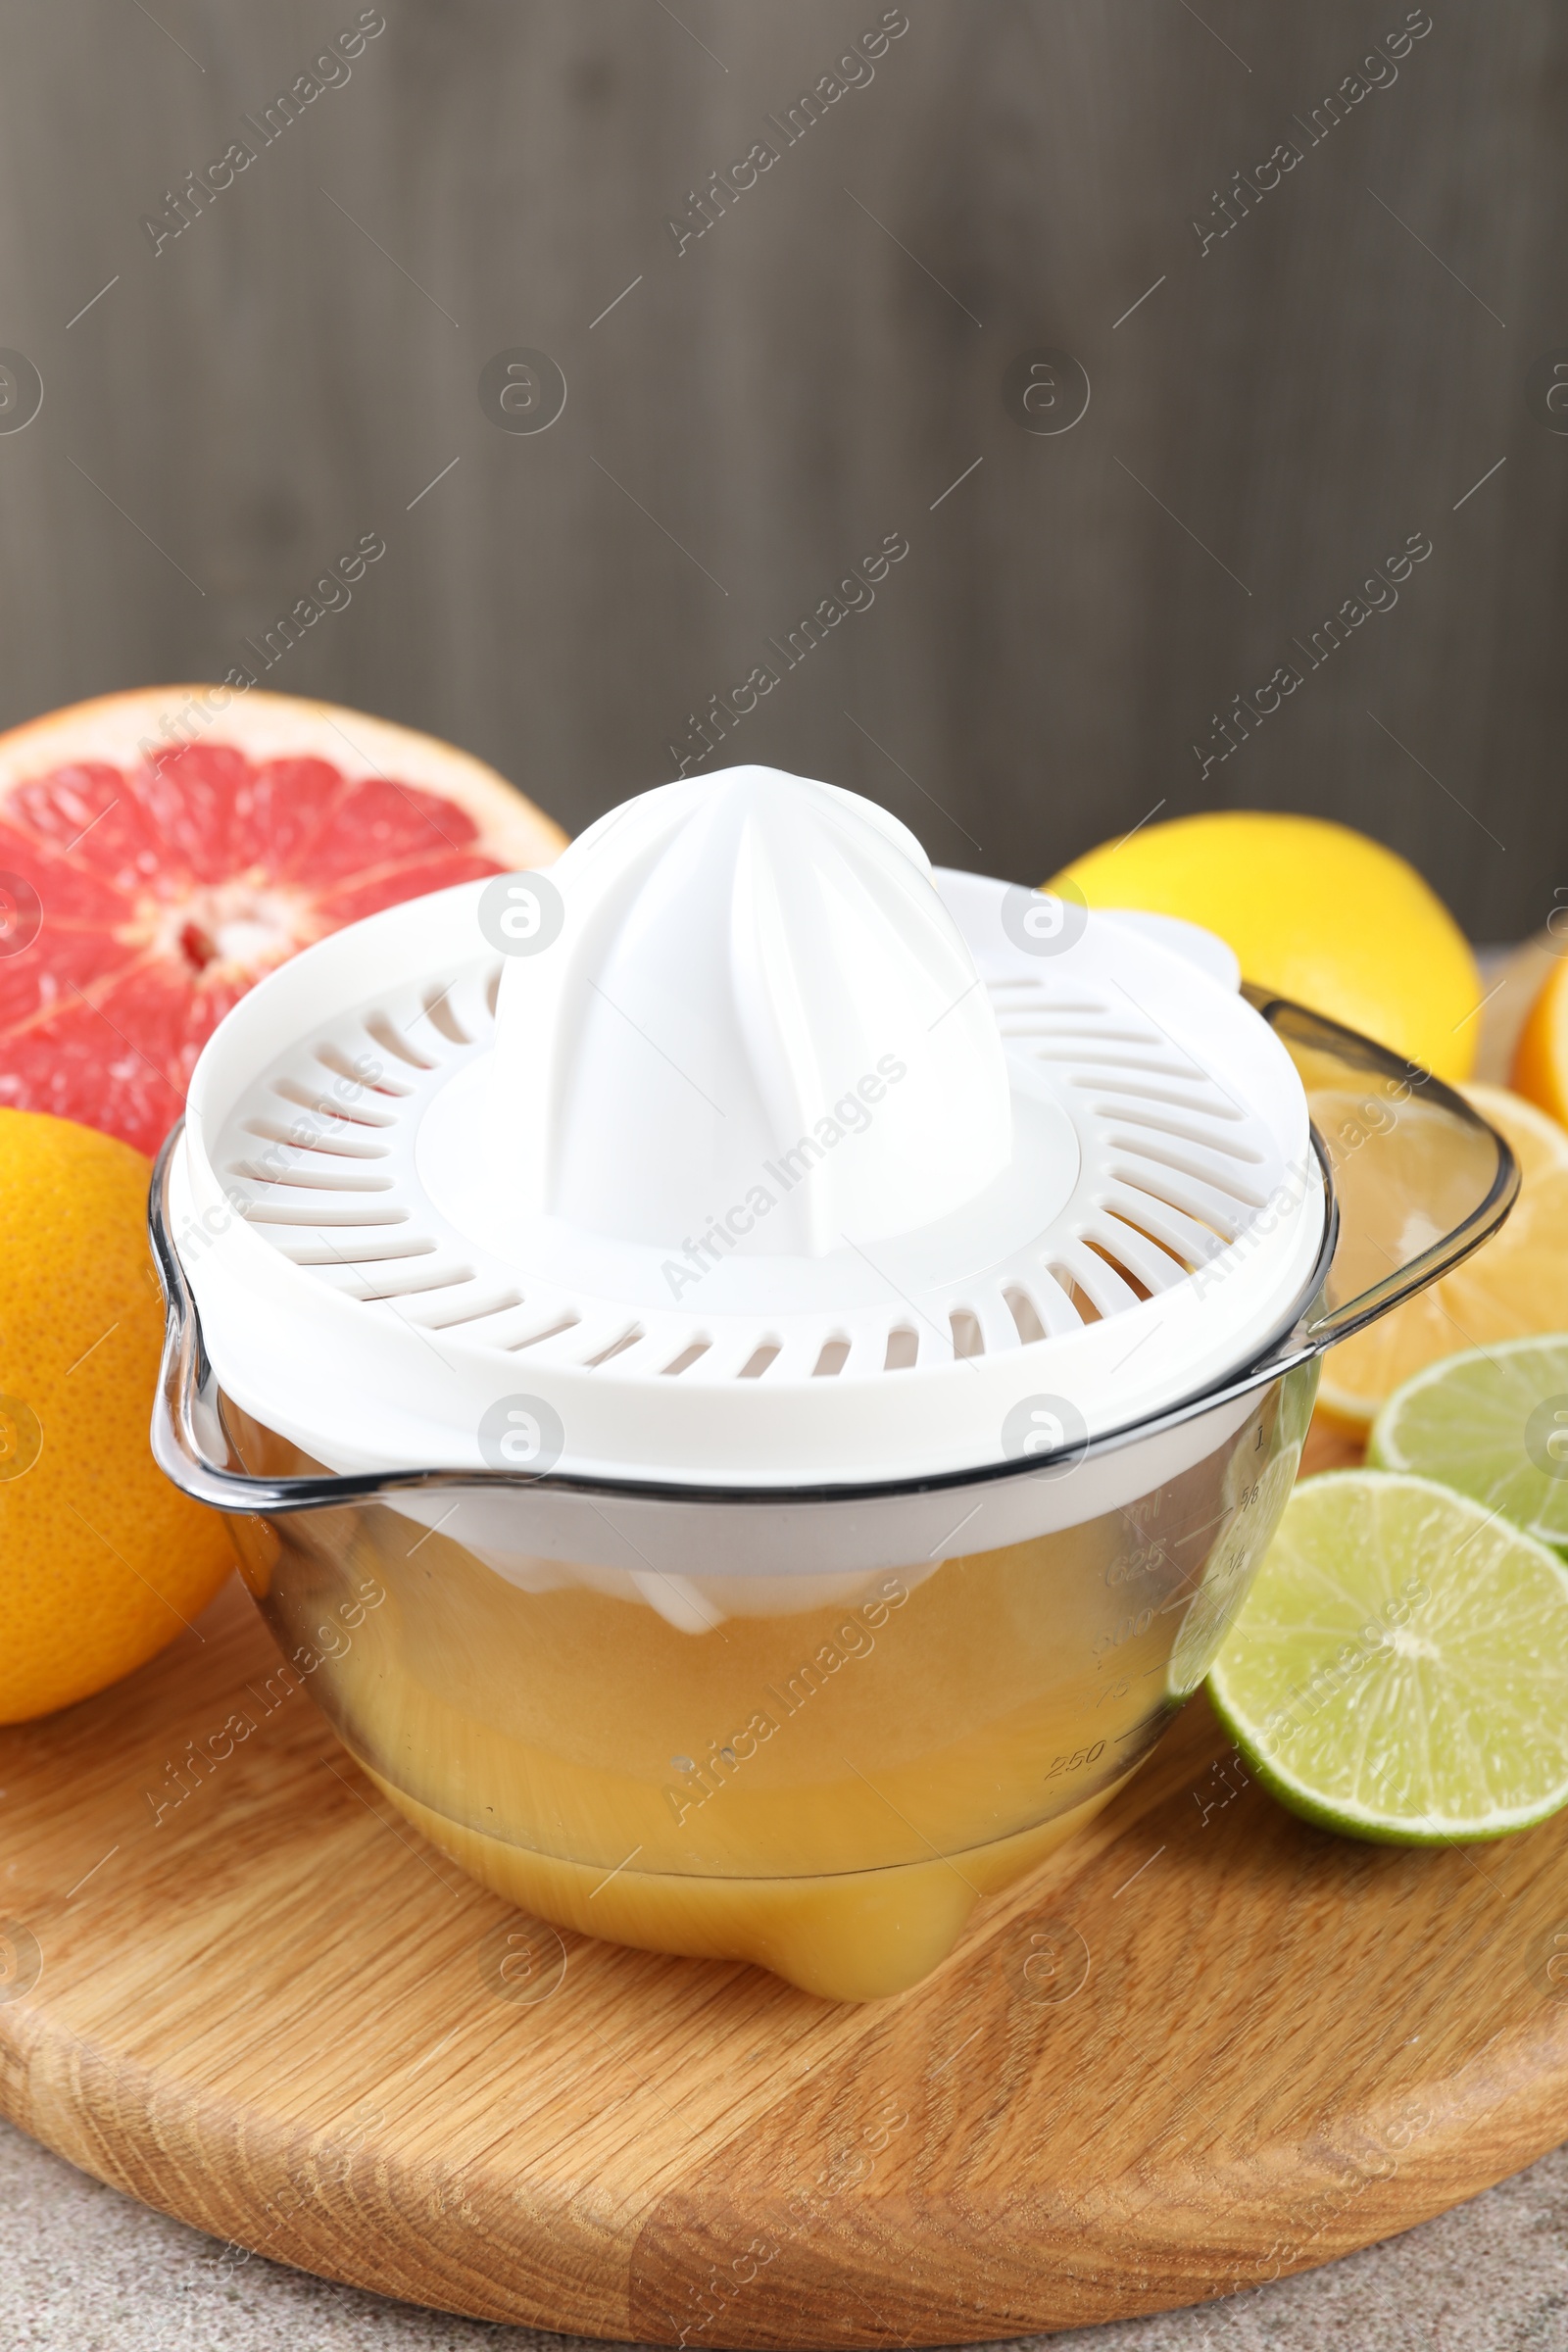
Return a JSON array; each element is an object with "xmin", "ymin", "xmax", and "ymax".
[
  {"xmin": 1207, "ymin": 1471, "xmax": 1568, "ymax": 1842},
  {"xmin": 1369, "ymin": 1335, "xmax": 1568, "ymax": 1555}
]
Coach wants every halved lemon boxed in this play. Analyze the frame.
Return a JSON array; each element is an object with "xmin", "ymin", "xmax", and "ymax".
[{"xmin": 1316, "ymin": 1085, "xmax": 1568, "ymax": 1432}]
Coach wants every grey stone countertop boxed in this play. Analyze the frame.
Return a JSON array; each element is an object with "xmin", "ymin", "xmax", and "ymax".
[{"xmin": 3, "ymin": 2115, "xmax": 1565, "ymax": 2351}]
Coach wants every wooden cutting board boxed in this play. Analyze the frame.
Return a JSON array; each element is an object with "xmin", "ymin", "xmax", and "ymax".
[{"xmin": 3, "ymin": 1418, "xmax": 1567, "ymax": 2346}]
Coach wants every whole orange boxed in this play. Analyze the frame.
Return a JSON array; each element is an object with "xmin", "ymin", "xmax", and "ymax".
[
  {"xmin": 1511, "ymin": 953, "xmax": 1568, "ymax": 1128},
  {"xmin": 0, "ymin": 1108, "xmax": 234, "ymax": 1721}
]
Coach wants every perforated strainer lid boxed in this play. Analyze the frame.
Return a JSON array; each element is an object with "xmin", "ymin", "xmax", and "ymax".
[{"xmin": 172, "ymin": 767, "xmax": 1324, "ymax": 1488}]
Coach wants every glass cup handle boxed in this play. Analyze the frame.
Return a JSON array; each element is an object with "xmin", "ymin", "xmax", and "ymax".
[{"xmin": 1248, "ymin": 989, "xmax": 1519, "ymax": 1356}]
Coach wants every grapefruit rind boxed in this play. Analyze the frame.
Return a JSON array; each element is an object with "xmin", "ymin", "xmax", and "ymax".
[
  {"xmin": 0, "ymin": 686, "xmax": 566, "ymax": 1156},
  {"xmin": 0, "ymin": 685, "xmax": 563, "ymax": 859}
]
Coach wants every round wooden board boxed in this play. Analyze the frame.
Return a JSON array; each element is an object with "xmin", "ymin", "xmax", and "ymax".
[{"xmin": 3, "ymin": 1421, "xmax": 1567, "ymax": 2346}]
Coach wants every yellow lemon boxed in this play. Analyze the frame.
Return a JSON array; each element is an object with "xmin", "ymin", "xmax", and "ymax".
[
  {"xmin": 1315, "ymin": 1084, "xmax": 1568, "ymax": 1432},
  {"xmin": 0, "ymin": 1109, "xmax": 234, "ymax": 1722},
  {"xmin": 1511, "ymin": 953, "xmax": 1568, "ymax": 1129},
  {"xmin": 1050, "ymin": 810, "xmax": 1480, "ymax": 1082}
]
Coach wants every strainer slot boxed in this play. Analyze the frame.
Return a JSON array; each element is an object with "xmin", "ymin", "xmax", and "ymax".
[
  {"xmin": 1081, "ymin": 1238, "xmax": 1152, "ymax": 1303},
  {"xmin": 1097, "ymin": 1210, "xmax": 1193, "ymax": 1291},
  {"xmin": 1103, "ymin": 1179, "xmax": 1227, "ymax": 1267},
  {"xmin": 1003, "ymin": 1286, "xmax": 1047, "ymax": 1345},
  {"xmin": 240, "ymin": 1201, "xmax": 411, "ymax": 1227},
  {"xmin": 1001, "ymin": 1023, "xmax": 1156, "ymax": 1047},
  {"xmin": 1032, "ymin": 1048, "xmax": 1203, "ymax": 1080},
  {"xmin": 320, "ymin": 1261, "xmax": 477, "ymax": 1301},
  {"xmin": 986, "ymin": 979, "xmax": 1104, "ymax": 1008},
  {"xmin": 1108, "ymin": 1160, "xmax": 1248, "ymax": 1243},
  {"xmin": 417, "ymin": 986, "xmax": 471, "ymax": 1047},
  {"xmin": 315, "ymin": 1039, "xmax": 416, "ymax": 1091},
  {"xmin": 949, "ymin": 1308, "xmax": 985, "ymax": 1359},
  {"xmin": 224, "ymin": 1161, "xmax": 395, "ymax": 1194},
  {"xmin": 1048, "ymin": 1262, "xmax": 1099, "ymax": 1325},
  {"xmin": 1099, "ymin": 1104, "xmax": 1266, "ymax": 1166},
  {"xmin": 1025, "ymin": 1266, "xmax": 1084, "ymax": 1335},
  {"xmin": 278, "ymin": 1234, "xmax": 437, "ymax": 1265},
  {"xmin": 1072, "ymin": 1073, "xmax": 1247, "ymax": 1121},
  {"xmin": 242, "ymin": 1117, "xmax": 389, "ymax": 1161},
  {"xmin": 884, "ymin": 1326, "xmax": 919, "ymax": 1370},
  {"xmin": 587, "ymin": 1324, "xmax": 646, "ymax": 1368},
  {"xmin": 360, "ymin": 1012, "xmax": 436, "ymax": 1072},
  {"xmin": 662, "ymin": 1340, "xmax": 712, "ymax": 1376},
  {"xmin": 738, "ymin": 1342, "xmax": 782, "ymax": 1379},
  {"xmin": 507, "ymin": 1311, "xmax": 583, "ymax": 1353},
  {"xmin": 272, "ymin": 1078, "xmax": 397, "ymax": 1130},
  {"xmin": 1056, "ymin": 1240, "xmax": 1142, "ymax": 1320},
  {"xmin": 812, "ymin": 1338, "xmax": 852, "ymax": 1376},
  {"xmin": 415, "ymin": 1287, "xmax": 526, "ymax": 1331},
  {"xmin": 1107, "ymin": 1135, "xmax": 1267, "ymax": 1211}
]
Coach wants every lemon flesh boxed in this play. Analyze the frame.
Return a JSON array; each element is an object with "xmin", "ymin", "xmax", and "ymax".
[
  {"xmin": 1317, "ymin": 1085, "xmax": 1568, "ymax": 1431},
  {"xmin": 1208, "ymin": 1471, "xmax": 1568, "ymax": 1841}
]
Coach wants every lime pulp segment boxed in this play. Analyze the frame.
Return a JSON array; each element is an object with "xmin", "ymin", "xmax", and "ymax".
[
  {"xmin": 1369, "ymin": 1334, "xmax": 1568, "ymax": 1555},
  {"xmin": 1207, "ymin": 1470, "xmax": 1568, "ymax": 1842}
]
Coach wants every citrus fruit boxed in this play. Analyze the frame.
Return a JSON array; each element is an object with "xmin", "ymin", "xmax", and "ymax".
[
  {"xmin": 1511, "ymin": 952, "xmax": 1568, "ymax": 1128},
  {"xmin": 0, "ymin": 687, "xmax": 565, "ymax": 1157},
  {"xmin": 1208, "ymin": 1470, "xmax": 1568, "ymax": 1841},
  {"xmin": 1316, "ymin": 1084, "xmax": 1568, "ymax": 1431},
  {"xmin": 1049, "ymin": 810, "xmax": 1480, "ymax": 1083},
  {"xmin": 0, "ymin": 1107, "xmax": 237, "ymax": 1722},
  {"xmin": 1369, "ymin": 1335, "xmax": 1568, "ymax": 1555}
]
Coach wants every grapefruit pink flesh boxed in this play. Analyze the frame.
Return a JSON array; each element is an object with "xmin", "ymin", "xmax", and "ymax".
[{"xmin": 0, "ymin": 690, "xmax": 565, "ymax": 1157}]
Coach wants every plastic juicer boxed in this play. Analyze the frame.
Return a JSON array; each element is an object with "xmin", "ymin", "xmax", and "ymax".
[{"xmin": 151, "ymin": 767, "xmax": 1515, "ymax": 2000}]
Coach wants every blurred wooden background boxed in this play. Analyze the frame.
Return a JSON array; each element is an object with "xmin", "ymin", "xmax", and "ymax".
[{"xmin": 0, "ymin": 0, "xmax": 1563, "ymax": 938}]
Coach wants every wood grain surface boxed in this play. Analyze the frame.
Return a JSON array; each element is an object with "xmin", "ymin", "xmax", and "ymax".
[
  {"xmin": 0, "ymin": 3, "xmax": 1564, "ymax": 940},
  {"xmin": 3, "ymin": 1434, "xmax": 1566, "ymax": 2346}
]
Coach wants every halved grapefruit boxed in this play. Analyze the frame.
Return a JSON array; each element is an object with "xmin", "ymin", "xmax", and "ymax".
[{"xmin": 0, "ymin": 687, "xmax": 565, "ymax": 1156}]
